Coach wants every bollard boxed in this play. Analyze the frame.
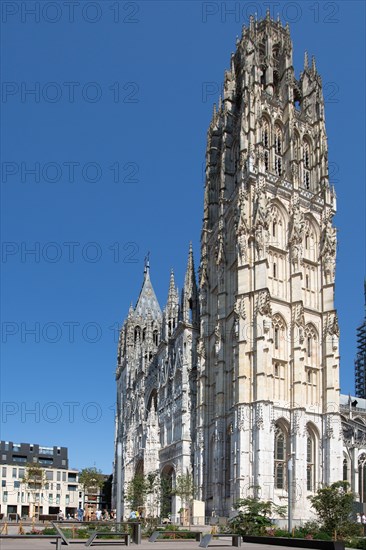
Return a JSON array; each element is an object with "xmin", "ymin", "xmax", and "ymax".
[{"xmin": 132, "ymin": 522, "xmax": 141, "ymax": 544}]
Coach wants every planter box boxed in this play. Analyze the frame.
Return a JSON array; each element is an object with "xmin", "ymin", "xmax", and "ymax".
[{"xmin": 241, "ymin": 535, "xmax": 345, "ymax": 550}]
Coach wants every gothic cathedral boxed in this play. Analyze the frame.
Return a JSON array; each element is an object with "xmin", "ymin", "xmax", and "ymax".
[{"xmin": 113, "ymin": 13, "xmax": 342, "ymax": 521}]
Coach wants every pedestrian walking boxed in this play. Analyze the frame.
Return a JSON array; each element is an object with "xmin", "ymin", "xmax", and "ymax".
[
  {"xmin": 362, "ymin": 513, "xmax": 366, "ymax": 535},
  {"xmin": 77, "ymin": 506, "xmax": 84, "ymax": 522}
]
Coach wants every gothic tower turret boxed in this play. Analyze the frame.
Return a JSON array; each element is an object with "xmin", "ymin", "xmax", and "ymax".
[
  {"xmin": 114, "ymin": 262, "xmax": 162, "ymax": 516},
  {"xmin": 181, "ymin": 243, "xmax": 199, "ymax": 327},
  {"xmin": 197, "ymin": 13, "xmax": 341, "ymax": 518},
  {"xmin": 164, "ymin": 269, "xmax": 179, "ymax": 339}
]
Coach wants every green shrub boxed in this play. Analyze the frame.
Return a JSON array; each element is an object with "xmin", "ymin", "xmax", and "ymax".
[
  {"xmin": 345, "ymin": 537, "xmax": 366, "ymax": 549},
  {"xmin": 228, "ymin": 497, "xmax": 286, "ymax": 536},
  {"xmin": 274, "ymin": 529, "xmax": 293, "ymax": 538},
  {"xmin": 43, "ymin": 528, "xmax": 57, "ymax": 535},
  {"xmin": 78, "ymin": 528, "xmax": 94, "ymax": 539}
]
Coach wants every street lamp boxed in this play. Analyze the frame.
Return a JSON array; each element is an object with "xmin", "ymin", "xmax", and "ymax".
[
  {"xmin": 116, "ymin": 441, "xmax": 122, "ymax": 523},
  {"xmin": 287, "ymin": 452, "xmax": 295, "ymax": 533}
]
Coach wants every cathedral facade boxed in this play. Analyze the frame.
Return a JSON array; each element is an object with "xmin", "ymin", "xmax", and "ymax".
[{"xmin": 113, "ymin": 13, "xmax": 342, "ymax": 521}]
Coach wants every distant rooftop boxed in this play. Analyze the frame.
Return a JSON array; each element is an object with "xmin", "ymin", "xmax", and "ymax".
[
  {"xmin": 340, "ymin": 394, "xmax": 366, "ymax": 410},
  {"xmin": 0, "ymin": 441, "xmax": 69, "ymax": 469}
]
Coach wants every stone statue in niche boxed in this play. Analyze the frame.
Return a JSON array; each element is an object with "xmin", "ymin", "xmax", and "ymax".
[
  {"xmin": 289, "ymin": 198, "xmax": 305, "ymax": 269},
  {"xmin": 237, "ymin": 232, "xmax": 248, "ymax": 265},
  {"xmin": 320, "ymin": 212, "xmax": 337, "ymax": 284}
]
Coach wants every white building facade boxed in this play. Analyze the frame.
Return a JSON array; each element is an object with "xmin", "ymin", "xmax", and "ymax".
[
  {"xmin": 0, "ymin": 442, "xmax": 82, "ymax": 519},
  {"xmin": 114, "ymin": 13, "xmax": 343, "ymax": 522}
]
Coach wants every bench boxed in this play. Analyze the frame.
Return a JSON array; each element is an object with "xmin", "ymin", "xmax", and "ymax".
[
  {"xmin": 85, "ymin": 531, "xmax": 130, "ymax": 546},
  {"xmin": 40, "ymin": 514, "xmax": 59, "ymax": 522},
  {"xmin": 149, "ymin": 530, "xmax": 202, "ymax": 542},
  {"xmin": 0, "ymin": 534, "xmax": 62, "ymax": 549},
  {"xmin": 7, "ymin": 513, "xmax": 20, "ymax": 522},
  {"xmin": 199, "ymin": 533, "xmax": 241, "ymax": 547}
]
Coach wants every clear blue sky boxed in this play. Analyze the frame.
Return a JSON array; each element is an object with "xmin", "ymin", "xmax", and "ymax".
[{"xmin": 1, "ymin": 1, "xmax": 365, "ymax": 473}]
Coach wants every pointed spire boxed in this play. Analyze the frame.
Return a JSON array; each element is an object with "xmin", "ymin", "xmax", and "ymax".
[
  {"xmin": 304, "ymin": 51, "xmax": 309, "ymax": 69},
  {"xmin": 311, "ymin": 55, "xmax": 317, "ymax": 73},
  {"xmin": 128, "ymin": 302, "xmax": 134, "ymax": 318},
  {"xmin": 135, "ymin": 260, "xmax": 162, "ymax": 321},
  {"xmin": 181, "ymin": 243, "xmax": 199, "ymax": 326},
  {"xmin": 167, "ymin": 268, "xmax": 177, "ymax": 304},
  {"xmin": 218, "ymin": 95, "xmax": 222, "ymax": 110},
  {"xmin": 144, "ymin": 252, "xmax": 150, "ymax": 278},
  {"xmin": 266, "ymin": 7, "xmax": 271, "ymax": 21},
  {"xmin": 186, "ymin": 242, "xmax": 194, "ymax": 273},
  {"xmin": 213, "ymin": 103, "xmax": 217, "ymax": 118},
  {"xmin": 230, "ymin": 53, "xmax": 235, "ymax": 73},
  {"xmin": 165, "ymin": 268, "xmax": 179, "ymax": 338}
]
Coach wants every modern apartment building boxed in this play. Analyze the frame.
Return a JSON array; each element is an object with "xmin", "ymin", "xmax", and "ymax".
[{"xmin": 0, "ymin": 441, "xmax": 82, "ymax": 519}]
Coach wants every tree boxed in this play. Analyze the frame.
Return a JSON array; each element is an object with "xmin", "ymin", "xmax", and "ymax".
[
  {"xmin": 308, "ymin": 481, "xmax": 357, "ymax": 539},
  {"xmin": 21, "ymin": 463, "xmax": 46, "ymax": 519},
  {"xmin": 79, "ymin": 467, "xmax": 105, "ymax": 514},
  {"xmin": 174, "ymin": 471, "xmax": 195, "ymax": 525},
  {"xmin": 229, "ymin": 496, "xmax": 286, "ymax": 536},
  {"xmin": 79, "ymin": 467, "xmax": 104, "ymax": 491},
  {"xmin": 160, "ymin": 475, "xmax": 173, "ymax": 519},
  {"xmin": 126, "ymin": 474, "xmax": 147, "ymax": 512},
  {"xmin": 145, "ymin": 472, "xmax": 160, "ymax": 518}
]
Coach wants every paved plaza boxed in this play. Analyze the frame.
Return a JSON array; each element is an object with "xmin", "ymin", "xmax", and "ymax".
[{"xmin": 0, "ymin": 540, "xmax": 326, "ymax": 550}]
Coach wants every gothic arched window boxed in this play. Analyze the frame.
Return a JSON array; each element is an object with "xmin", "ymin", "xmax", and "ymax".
[
  {"xmin": 270, "ymin": 205, "xmax": 287, "ymax": 249},
  {"xmin": 305, "ymin": 324, "xmax": 318, "ymax": 366},
  {"xmin": 274, "ymin": 125, "xmax": 283, "ymax": 177},
  {"xmin": 134, "ymin": 326, "xmax": 141, "ymax": 342},
  {"xmin": 262, "ymin": 118, "xmax": 270, "ymax": 172},
  {"xmin": 272, "ymin": 221, "xmax": 277, "ymax": 237},
  {"xmin": 153, "ymin": 329, "xmax": 159, "ymax": 346},
  {"xmin": 225, "ymin": 426, "xmax": 232, "ymax": 497},
  {"xmin": 260, "ymin": 65, "xmax": 266, "ymax": 88},
  {"xmin": 272, "ymin": 44, "xmax": 280, "ymax": 59},
  {"xmin": 303, "ymin": 139, "xmax": 312, "ymax": 189},
  {"xmin": 306, "ymin": 426, "xmax": 316, "ymax": 491},
  {"xmin": 272, "ymin": 314, "xmax": 287, "ymax": 359},
  {"xmin": 274, "ymin": 363, "xmax": 279, "ymax": 377},
  {"xmin": 274, "ymin": 423, "xmax": 288, "ymax": 489}
]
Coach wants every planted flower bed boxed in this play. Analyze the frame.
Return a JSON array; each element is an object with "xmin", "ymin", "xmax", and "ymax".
[{"xmin": 241, "ymin": 535, "xmax": 345, "ymax": 550}]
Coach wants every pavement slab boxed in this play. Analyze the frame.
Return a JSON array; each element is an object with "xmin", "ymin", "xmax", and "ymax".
[{"xmin": 0, "ymin": 539, "xmax": 324, "ymax": 550}]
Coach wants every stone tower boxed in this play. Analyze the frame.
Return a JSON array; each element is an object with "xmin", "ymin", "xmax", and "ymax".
[
  {"xmin": 114, "ymin": 249, "xmax": 199, "ymax": 519},
  {"xmin": 114, "ymin": 13, "xmax": 343, "ymax": 522},
  {"xmin": 196, "ymin": 12, "xmax": 342, "ymax": 518},
  {"xmin": 114, "ymin": 259, "xmax": 162, "ymax": 513}
]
